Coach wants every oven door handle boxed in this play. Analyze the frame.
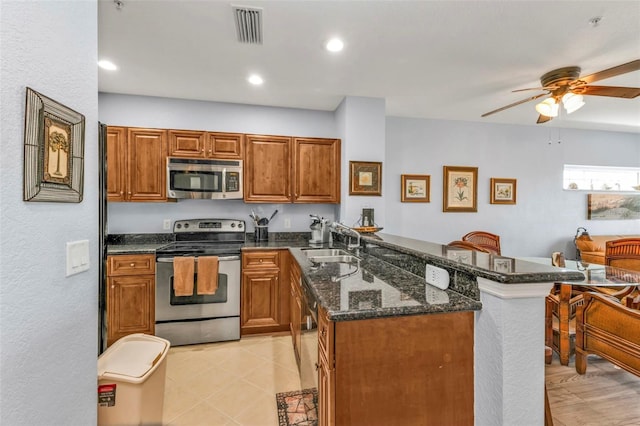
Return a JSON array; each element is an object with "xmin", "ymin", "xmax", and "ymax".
[{"xmin": 156, "ymin": 255, "xmax": 240, "ymax": 263}]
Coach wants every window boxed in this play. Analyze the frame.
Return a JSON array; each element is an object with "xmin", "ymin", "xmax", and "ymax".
[{"xmin": 563, "ymin": 164, "xmax": 640, "ymax": 191}]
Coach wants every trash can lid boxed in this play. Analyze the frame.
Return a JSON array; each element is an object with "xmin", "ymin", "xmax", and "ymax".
[{"xmin": 98, "ymin": 334, "xmax": 169, "ymax": 380}]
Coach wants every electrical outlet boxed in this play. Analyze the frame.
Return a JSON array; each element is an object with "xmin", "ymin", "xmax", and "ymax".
[
  {"xmin": 284, "ymin": 217, "xmax": 291, "ymax": 229},
  {"xmin": 163, "ymin": 219, "xmax": 171, "ymax": 230},
  {"xmin": 425, "ymin": 264, "xmax": 450, "ymax": 290}
]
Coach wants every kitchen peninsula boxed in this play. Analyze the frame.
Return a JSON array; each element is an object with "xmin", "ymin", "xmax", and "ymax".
[{"xmin": 288, "ymin": 232, "xmax": 585, "ymax": 426}]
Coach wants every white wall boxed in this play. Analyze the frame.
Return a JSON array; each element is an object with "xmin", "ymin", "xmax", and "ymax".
[
  {"xmin": 0, "ymin": 2, "xmax": 98, "ymax": 425},
  {"xmin": 385, "ymin": 117, "xmax": 640, "ymax": 257},
  {"xmin": 335, "ymin": 96, "xmax": 387, "ymax": 226},
  {"xmin": 99, "ymin": 93, "xmax": 339, "ymax": 233}
]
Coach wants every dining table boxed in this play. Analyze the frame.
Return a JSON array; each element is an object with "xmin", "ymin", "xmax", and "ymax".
[{"xmin": 518, "ymin": 257, "xmax": 640, "ymax": 365}]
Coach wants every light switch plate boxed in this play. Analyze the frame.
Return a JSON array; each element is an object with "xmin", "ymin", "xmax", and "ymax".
[
  {"xmin": 66, "ymin": 240, "xmax": 90, "ymax": 277},
  {"xmin": 425, "ymin": 264, "xmax": 449, "ymax": 290}
]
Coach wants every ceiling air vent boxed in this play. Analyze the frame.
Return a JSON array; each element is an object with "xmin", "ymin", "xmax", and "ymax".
[{"xmin": 232, "ymin": 5, "xmax": 263, "ymax": 44}]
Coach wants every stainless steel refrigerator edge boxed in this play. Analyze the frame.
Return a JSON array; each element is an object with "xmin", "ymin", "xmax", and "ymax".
[{"xmin": 98, "ymin": 123, "xmax": 107, "ymax": 354}]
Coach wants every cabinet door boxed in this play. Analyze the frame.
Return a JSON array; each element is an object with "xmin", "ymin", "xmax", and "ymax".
[
  {"xmin": 241, "ymin": 269, "xmax": 280, "ymax": 334},
  {"xmin": 244, "ymin": 135, "xmax": 292, "ymax": 202},
  {"xmin": 318, "ymin": 352, "xmax": 335, "ymax": 426},
  {"xmin": 168, "ymin": 130, "xmax": 206, "ymax": 158},
  {"xmin": 208, "ymin": 132, "xmax": 243, "ymax": 159},
  {"xmin": 107, "ymin": 274, "xmax": 155, "ymax": 346},
  {"xmin": 106, "ymin": 126, "xmax": 127, "ymax": 202},
  {"xmin": 293, "ymin": 138, "xmax": 341, "ymax": 204},
  {"xmin": 127, "ymin": 128, "xmax": 168, "ymax": 201}
]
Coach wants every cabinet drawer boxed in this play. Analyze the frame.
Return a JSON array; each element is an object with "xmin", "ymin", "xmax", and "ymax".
[
  {"xmin": 318, "ymin": 306, "xmax": 334, "ymax": 365},
  {"xmin": 107, "ymin": 254, "xmax": 156, "ymax": 276},
  {"xmin": 243, "ymin": 250, "xmax": 280, "ymax": 269}
]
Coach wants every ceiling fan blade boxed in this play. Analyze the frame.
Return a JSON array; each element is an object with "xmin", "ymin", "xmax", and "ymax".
[
  {"xmin": 575, "ymin": 85, "xmax": 640, "ymax": 99},
  {"xmin": 578, "ymin": 59, "xmax": 640, "ymax": 85},
  {"xmin": 512, "ymin": 87, "xmax": 547, "ymax": 93},
  {"xmin": 481, "ymin": 93, "xmax": 547, "ymax": 117},
  {"xmin": 536, "ymin": 114, "xmax": 552, "ymax": 124}
]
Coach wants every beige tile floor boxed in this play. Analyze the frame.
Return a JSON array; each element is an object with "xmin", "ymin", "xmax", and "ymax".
[{"xmin": 163, "ymin": 334, "xmax": 302, "ymax": 426}]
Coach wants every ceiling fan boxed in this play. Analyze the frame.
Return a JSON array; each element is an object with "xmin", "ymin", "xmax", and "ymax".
[{"xmin": 482, "ymin": 59, "xmax": 640, "ymax": 124}]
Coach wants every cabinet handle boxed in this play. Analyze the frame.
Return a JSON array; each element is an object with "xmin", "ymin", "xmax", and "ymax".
[
  {"xmin": 111, "ymin": 285, "xmax": 114, "ymax": 289},
  {"xmin": 130, "ymin": 263, "xmax": 135, "ymax": 267},
  {"xmin": 119, "ymin": 191, "xmax": 123, "ymax": 196},
  {"xmin": 259, "ymin": 259, "xmax": 263, "ymax": 263},
  {"xmin": 208, "ymin": 150, "xmax": 212, "ymax": 154},
  {"xmin": 127, "ymin": 192, "xmax": 132, "ymax": 195},
  {"xmin": 320, "ymin": 329, "xmax": 327, "ymax": 337}
]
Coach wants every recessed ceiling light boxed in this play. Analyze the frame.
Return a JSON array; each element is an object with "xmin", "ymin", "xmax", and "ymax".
[
  {"xmin": 98, "ymin": 60, "xmax": 117, "ymax": 71},
  {"xmin": 248, "ymin": 74, "xmax": 264, "ymax": 85},
  {"xmin": 325, "ymin": 38, "xmax": 344, "ymax": 52}
]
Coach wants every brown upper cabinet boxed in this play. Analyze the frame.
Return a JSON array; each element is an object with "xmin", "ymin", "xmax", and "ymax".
[
  {"xmin": 168, "ymin": 130, "xmax": 243, "ymax": 160},
  {"xmin": 107, "ymin": 126, "xmax": 168, "ymax": 202},
  {"xmin": 244, "ymin": 135, "xmax": 340, "ymax": 203}
]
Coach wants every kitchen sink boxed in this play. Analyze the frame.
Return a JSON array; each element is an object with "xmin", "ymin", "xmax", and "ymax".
[
  {"xmin": 303, "ymin": 248, "xmax": 360, "ymax": 264},
  {"xmin": 302, "ymin": 248, "xmax": 351, "ymax": 258},
  {"xmin": 308, "ymin": 255, "xmax": 360, "ymax": 264}
]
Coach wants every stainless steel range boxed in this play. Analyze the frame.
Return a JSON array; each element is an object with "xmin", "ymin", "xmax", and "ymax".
[{"xmin": 155, "ymin": 218, "xmax": 245, "ymax": 346}]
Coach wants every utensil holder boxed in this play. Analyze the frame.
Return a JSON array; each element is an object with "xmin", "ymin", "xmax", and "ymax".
[{"xmin": 254, "ymin": 225, "xmax": 268, "ymax": 242}]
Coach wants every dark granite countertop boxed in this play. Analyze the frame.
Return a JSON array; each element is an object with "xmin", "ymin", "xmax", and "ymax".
[
  {"xmin": 289, "ymin": 245, "xmax": 482, "ymax": 322},
  {"xmin": 362, "ymin": 233, "xmax": 586, "ymax": 284}
]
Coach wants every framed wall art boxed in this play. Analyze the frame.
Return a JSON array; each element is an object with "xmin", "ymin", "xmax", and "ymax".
[
  {"xmin": 23, "ymin": 87, "xmax": 85, "ymax": 202},
  {"xmin": 587, "ymin": 193, "xmax": 640, "ymax": 220},
  {"xmin": 490, "ymin": 178, "xmax": 517, "ymax": 205},
  {"xmin": 401, "ymin": 174, "xmax": 430, "ymax": 202},
  {"xmin": 349, "ymin": 161, "xmax": 382, "ymax": 196},
  {"xmin": 443, "ymin": 166, "xmax": 477, "ymax": 212}
]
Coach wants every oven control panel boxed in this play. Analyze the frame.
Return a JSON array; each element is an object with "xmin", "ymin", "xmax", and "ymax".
[{"xmin": 173, "ymin": 219, "xmax": 245, "ymax": 233}]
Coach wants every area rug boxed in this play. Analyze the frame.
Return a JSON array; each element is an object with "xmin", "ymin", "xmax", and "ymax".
[{"xmin": 276, "ymin": 388, "xmax": 318, "ymax": 426}]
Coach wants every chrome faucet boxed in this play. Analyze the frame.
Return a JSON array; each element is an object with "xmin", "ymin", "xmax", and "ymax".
[{"xmin": 330, "ymin": 222, "xmax": 361, "ymax": 250}]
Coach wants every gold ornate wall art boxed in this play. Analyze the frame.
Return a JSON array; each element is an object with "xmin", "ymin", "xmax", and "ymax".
[{"xmin": 349, "ymin": 161, "xmax": 382, "ymax": 196}]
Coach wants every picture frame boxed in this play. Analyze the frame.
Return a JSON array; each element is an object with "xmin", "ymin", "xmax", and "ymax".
[
  {"xmin": 349, "ymin": 161, "xmax": 382, "ymax": 196},
  {"xmin": 443, "ymin": 166, "xmax": 477, "ymax": 212},
  {"xmin": 490, "ymin": 178, "xmax": 517, "ymax": 205},
  {"xmin": 401, "ymin": 174, "xmax": 430, "ymax": 202},
  {"xmin": 443, "ymin": 247, "xmax": 475, "ymax": 265},
  {"xmin": 492, "ymin": 256, "xmax": 515, "ymax": 273},
  {"xmin": 23, "ymin": 87, "xmax": 85, "ymax": 202}
]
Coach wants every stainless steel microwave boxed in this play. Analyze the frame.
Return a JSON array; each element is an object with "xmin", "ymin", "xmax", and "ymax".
[{"xmin": 167, "ymin": 157, "xmax": 243, "ymax": 200}]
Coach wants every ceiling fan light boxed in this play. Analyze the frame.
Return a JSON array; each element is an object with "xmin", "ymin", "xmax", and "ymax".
[
  {"xmin": 562, "ymin": 93, "xmax": 585, "ymax": 114},
  {"xmin": 535, "ymin": 98, "xmax": 559, "ymax": 117}
]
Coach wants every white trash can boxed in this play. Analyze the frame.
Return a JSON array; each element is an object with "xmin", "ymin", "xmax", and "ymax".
[{"xmin": 98, "ymin": 333, "xmax": 170, "ymax": 426}]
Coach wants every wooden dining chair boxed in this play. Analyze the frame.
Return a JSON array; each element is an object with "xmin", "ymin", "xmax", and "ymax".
[
  {"xmin": 575, "ymin": 292, "xmax": 640, "ymax": 377},
  {"xmin": 602, "ymin": 238, "xmax": 640, "ymax": 302},
  {"xmin": 461, "ymin": 231, "xmax": 501, "ymax": 255}
]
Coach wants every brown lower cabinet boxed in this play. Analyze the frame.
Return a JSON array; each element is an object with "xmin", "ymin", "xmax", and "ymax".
[
  {"xmin": 317, "ymin": 305, "xmax": 474, "ymax": 426},
  {"xmin": 241, "ymin": 249, "xmax": 290, "ymax": 335},
  {"xmin": 106, "ymin": 254, "xmax": 156, "ymax": 347}
]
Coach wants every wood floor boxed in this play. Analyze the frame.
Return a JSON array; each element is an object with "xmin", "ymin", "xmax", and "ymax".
[{"xmin": 545, "ymin": 353, "xmax": 640, "ymax": 426}]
